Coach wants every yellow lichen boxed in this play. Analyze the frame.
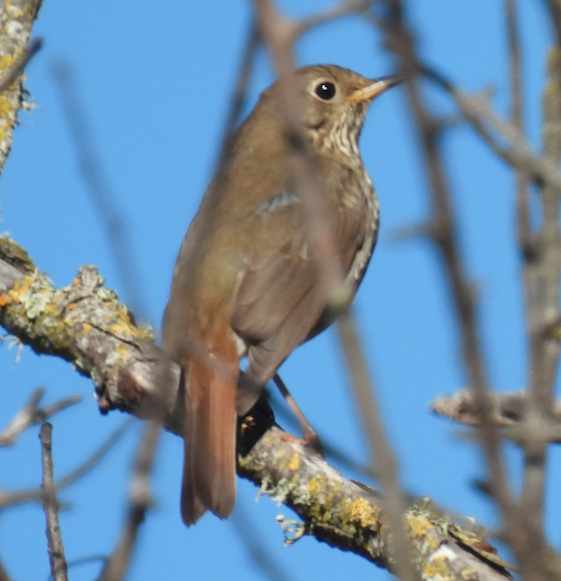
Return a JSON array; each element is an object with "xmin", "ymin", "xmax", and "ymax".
[
  {"xmin": 423, "ymin": 558, "xmax": 452, "ymax": 580},
  {"xmin": 0, "ymin": 94, "xmax": 15, "ymax": 118},
  {"xmin": 350, "ymin": 497, "xmax": 378, "ymax": 527},
  {"xmin": 8, "ymin": 276, "xmax": 31, "ymax": 300},
  {"xmin": 0, "ymin": 54, "xmax": 15, "ymax": 71},
  {"xmin": 288, "ymin": 453, "xmax": 300, "ymax": 471},
  {"xmin": 409, "ymin": 515, "xmax": 433, "ymax": 538}
]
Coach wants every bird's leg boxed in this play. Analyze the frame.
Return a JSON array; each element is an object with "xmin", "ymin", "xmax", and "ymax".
[{"xmin": 273, "ymin": 373, "xmax": 322, "ymax": 454}]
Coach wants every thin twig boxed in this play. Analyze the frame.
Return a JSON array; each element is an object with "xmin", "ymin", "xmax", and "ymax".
[
  {"xmin": 252, "ymin": 2, "xmax": 417, "ymax": 579},
  {"xmin": 40, "ymin": 423, "xmax": 68, "ymax": 581},
  {"xmin": 0, "ymin": 37, "xmax": 42, "ymax": 94},
  {"xmin": 0, "ymin": 556, "xmax": 11, "ymax": 581},
  {"xmin": 369, "ymin": 0, "xmax": 531, "ymax": 570},
  {"xmin": 253, "ymin": 0, "xmax": 347, "ymax": 300},
  {"xmin": 55, "ymin": 418, "xmax": 136, "ymax": 491},
  {"xmin": 50, "ymin": 61, "xmax": 146, "ymax": 316},
  {"xmin": 0, "ymin": 418, "xmax": 134, "ymax": 510},
  {"xmin": 269, "ymin": 389, "xmax": 372, "ymax": 477},
  {"xmin": 294, "ymin": 0, "xmax": 375, "ymax": 36},
  {"xmin": 230, "ymin": 503, "xmax": 296, "ymax": 581},
  {"xmin": 336, "ymin": 313, "xmax": 416, "ymax": 578},
  {"xmin": 544, "ymin": 0, "xmax": 561, "ymax": 46},
  {"xmin": 423, "ymin": 66, "xmax": 561, "ymax": 196},
  {"xmin": 0, "ymin": 388, "xmax": 81, "ymax": 448},
  {"xmin": 66, "ymin": 555, "xmax": 108, "ymax": 575},
  {"xmin": 504, "ymin": 0, "xmax": 548, "ymax": 550},
  {"xmin": 215, "ymin": 20, "xmax": 260, "ymax": 171},
  {"xmin": 96, "ymin": 420, "xmax": 161, "ymax": 581}
]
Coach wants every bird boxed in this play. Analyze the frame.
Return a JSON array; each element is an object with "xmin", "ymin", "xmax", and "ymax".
[{"xmin": 162, "ymin": 64, "xmax": 401, "ymax": 526}]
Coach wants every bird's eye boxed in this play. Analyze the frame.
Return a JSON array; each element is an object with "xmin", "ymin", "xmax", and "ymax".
[{"xmin": 315, "ymin": 81, "xmax": 336, "ymax": 101}]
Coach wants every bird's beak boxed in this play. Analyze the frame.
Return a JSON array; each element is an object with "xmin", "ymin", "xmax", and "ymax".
[{"xmin": 346, "ymin": 75, "xmax": 404, "ymax": 103}]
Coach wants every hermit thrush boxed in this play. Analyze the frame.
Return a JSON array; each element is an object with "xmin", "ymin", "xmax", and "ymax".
[{"xmin": 162, "ymin": 64, "xmax": 401, "ymax": 526}]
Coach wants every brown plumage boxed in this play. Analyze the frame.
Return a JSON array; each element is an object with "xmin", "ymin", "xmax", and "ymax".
[{"xmin": 162, "ymin": 64, "xmax": 401, "ymax": 526}]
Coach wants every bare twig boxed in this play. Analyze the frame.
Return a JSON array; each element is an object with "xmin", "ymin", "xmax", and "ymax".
[
  {"xmin": 368, "ymin": 0, "xmax": 539, "ymax": 572},
  {"xmin": 432, "ymin": 389, "xmax": 561, "ymax": 431},
  {"xmin": 215, "ymin": 20, "xmax": 260, "ymax": 171},
  {"xmin": 40, "ymin": 423, "xmax": 68, "ymax": 581},
  {"xmin": 50, "ymin": 62, "xmax": 146, "ymax": 316},
  {"xmin": 55, "ymin": 418, "xmax": 136, "ymax": 491},
  {"xmin": 253, "ymin": 0, "xmax": 348, "ymax": 299},
  {"xmin": 544, "ymin": 0, "xmax": 561, "ymax": 46},
  {"xmin": 0, "ymin": 418, "xmax": 134, "ymax": 510},
  {"xmin": 230, "ymin": 503, "xmax": 296, "ymax": 581},
  {"xmin": 504, "ymin": 0, "xmax": 532, "ymax": 261},
  {"xmin": 96, "ymin": 420, "xmax": 161, "ymax": 581},
  {"xmin": 294, "ymin": 0, "xmax": 375, "ymax": 36},
  {"xmin": 423, "ymin": 67, "xmax": 561, "ymax": 196},
  {"xmin": 335, "ymin": 313, "xmax": 416, "ymax": 577},
  {"xmin": 0, "ymin": 388, "xmax": 81, "ymax": 447},
  {"xmin": 504, "ymin": 0, "xmax": 550, "ymax": 553},
  {"xmin": 66, "ymin": 555, "xmax": 107, "ymax": 576},
  {"xmin": 0, "ymin": 556, "xmax": 11, "ymax": 581},
  {"xmin": 252, "ymin": 2, "xmax": 416, "ymax": 580}
]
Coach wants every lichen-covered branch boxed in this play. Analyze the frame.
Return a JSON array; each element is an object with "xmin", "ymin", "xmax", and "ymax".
[
  {"xmin": 0, "ymin": 0, "xmax": 43, "ymax": 174},
  {"xmin": 0, "ymin": 235, "xmax": 513, "ymax": 580},
  {"xmin": 0, "ymin": 235, "xmax": 176, "ymax": 423},
  {"xmin": 240, "ymin": 429, "xmax": 513, "ymax": 580}
]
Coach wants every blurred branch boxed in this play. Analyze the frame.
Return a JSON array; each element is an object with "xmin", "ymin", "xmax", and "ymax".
[
  {"xmin": 0, "ymin": 417, "xmax": 133, "ymax": 509},
  {"xmin": 515, "ymin": 39, "xmax": 561, "ymax": 553},
  {"xmin": 215, "ymin": 20, "xmax": 260, "ymax": 170},
  {"xmin": 544, "ymin": 0, "xmax": 561, "ymax": 46},
  {"xmin": 51, "ymin": 61, "xmax": 146, "ymax": 316},
  {"xmin": 432, "ymin": 389, "xmax": 561, "ymax": 436},
  {"xmin": 0, "ymin": 235, "xmax": 513, "ymax": 579},
  {"xmin": 40, "ymin": 423, "xmax": 69, "ymax": 581},
  {"xmin": 55, "ymin": 418, "xmax": 135, "ymax": 491},
  {"xmin": 253, "ymin": 1, "xmax": 416, "ymax": 579},
  {"xmin": 0, "ymin": 388, "xmax": 81, "ymax": 447},
  {"xmin": 0, "ymin": 0, "xmax": 42, "ymax": 175},
  {"xmin": 0, "ymin": 559, "xmax": 10, "ymax": 581},
  {"xmin": 423, "ymin": 67, "xmax": 561, "ymax": 196},
  {"xmin": 372, "ymin": 1, "xmax": 561, "ymax": 577},
  {"xmin": 294, "ymin": 0, "xmax": 375, "ymax": 35},
  {"xmin": 230, "ymin": 503, "xmax": 296, "ymax": 581},
  {"xmin": 504, "ymin": 0, "xmax": 551, "ymax": 557},
  {"xmin": 368, "ymin": 0, "xmax": 547, "ymax": 574},
  {"xmin": 97, "ymin": 420, "xmax": 161, "ymax": 581}
]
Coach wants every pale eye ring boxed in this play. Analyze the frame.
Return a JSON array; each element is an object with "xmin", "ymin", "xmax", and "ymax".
[{"xmin": 315, "ymin": 81, "xmax": 336, "ymax": 101}]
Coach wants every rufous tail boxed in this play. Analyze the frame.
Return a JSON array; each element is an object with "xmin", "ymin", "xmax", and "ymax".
[{"xmin": 180, "ymin": 334, "xmax": 239, "ymax": 526}]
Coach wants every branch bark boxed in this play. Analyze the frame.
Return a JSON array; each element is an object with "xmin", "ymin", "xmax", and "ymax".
[{"xmin": 0, "ymin": 235, "xmax": 513, "ymax": 580}]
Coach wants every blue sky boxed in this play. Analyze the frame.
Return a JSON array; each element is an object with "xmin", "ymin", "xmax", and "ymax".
[{"xmin": 0, "ymin": 1, "xmax": 556, "ymax": 580}]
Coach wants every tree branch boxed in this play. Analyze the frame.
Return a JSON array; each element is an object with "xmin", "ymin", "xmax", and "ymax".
[
  {"xmin": 40, "ymin": 423, "xmax": 69, "ymax": 581},
  {"xmin": 0, "ymin": 234, "xmax": 513, "ymax": 580},
  {"xmin": 0, "ymin": 0, "xmax": 43, "ymax": 173},
  {"xmin": 0, "ymin": 388, "xmax": 80, "ymax": 447}
]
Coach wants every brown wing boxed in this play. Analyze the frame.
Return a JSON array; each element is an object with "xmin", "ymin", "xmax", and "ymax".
[{"xmin": 231, "ymin": 163, "xmax": 369, "ymax": 414}]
